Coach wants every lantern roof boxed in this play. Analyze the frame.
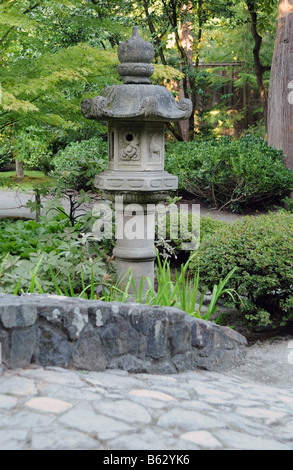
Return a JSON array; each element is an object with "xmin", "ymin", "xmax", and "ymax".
[{"xmin": 81, "ymin": 26, "xmax": 192, "ymax": 123}]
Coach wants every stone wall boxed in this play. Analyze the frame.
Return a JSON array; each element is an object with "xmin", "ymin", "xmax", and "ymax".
[{"xmin": 0, "ymin": 294, "xmax": 247, "ymax": 374}]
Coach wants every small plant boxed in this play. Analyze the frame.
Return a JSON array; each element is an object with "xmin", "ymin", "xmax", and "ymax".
[
  {"xmin": 0, "ymin": 150, "xmax": 11, "ymax": 170},
  {"xmin": 100, "ymin": 271, "xmax": 135, "ymax": 303},
  {"xmin": 144, "ymin": 252, "xmax": 241, "ymax": 321},
  {"xmin": 281, "ymin": 196, "xmax": 293, "ymax": 213},
  {"xmin": 11, "ymin": 256, "xmax": 104, "ymax": 300},
  {"xmin": 0, "ymin": 217, "xmax": 114, "ymax": 296},
  {"xmin": 6, "ymin": 248, "xmax": 240, "ymax": 325}
]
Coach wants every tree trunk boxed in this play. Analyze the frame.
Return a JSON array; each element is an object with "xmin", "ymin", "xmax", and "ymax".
[
  {"xmin": 246, "ymin": 1, "xmax": 269, "ymax": 131},
  {"xmin": 162, "ymin": 0, "xmax": 197, "ymax": 141},
  {"xmin": 142, "ymin": 0, "xmax": 167, "ymax": 65},
  {"xmin": 178, "ymin": 0, "xmax": 204, "ymax": 141},
  {"xmin": 178, "ymin": 2, "xmax": 194, "ymax": 141},
  {"xmin": 15, "ymin": 159, "xmax": 24, "ymax": 178},
  {"xmin": 267, "ymin": 0, "xmax": 293, "ymax": 170}
]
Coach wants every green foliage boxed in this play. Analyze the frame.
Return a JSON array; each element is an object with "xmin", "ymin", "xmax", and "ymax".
[
  {"xmin": 0, "ymin": 150, "xmax": 11, "ymax": 170},
  {"xmin": 0, "ymin": 41, "xmax": 119, "ymax": 129},
  {"xmin": 0, "ymin": 216, "xmax": 114, "ymax": 296},
  {"xmin": 165, "ymin": 136, "xmax": 293, "ymax": 212},
  {"xmin": 52, "ymin": 136, "xmax": 108, "ymax": 190},
  {"xmin": 144, "ymin": 252, "xmax": 240, "ymax": 321},
  {"xmin": 100, "ymin": 250, "xmax": 240, "ymax": 322},
  {"xmin": 0, "ymin": 213, "xmax": 236, "ymax": 320},
  {"xmin": 0, "ymin": 131, "xmax": 13, "ymax": 170},
  {"xmin": 10, "ymin": 255, "xmax": 102, "ymax": 300},
  {"xmin": 0, "ymin": 0, "xmax": 185, "ymax": 165},
  {"xmin": 191, "ymin": 211, "xmax": 293, "ymax": 329},
  {"xmin": 200, "ymin": 216, "xmax": 228, "ymax": 240},
  {"xmin": 242, "ymin": 120, "xmax": 266, "ymax": 139},
  {"xmin": 155, "ymin": 201, "xmax": 228, "ymax": 260},
  {"xmin": 281, "ymin": 196, "xmax": 293, "ymax": 214},
  {"xmin": 0, "ymin": 0, "xmax": 280, "ymax": 148},
  {"xmin": 8, "ymin": 126, "xmax": 53, "ymax": 169},
  {"xmin": 0, "ymin": 0, "xmax": 123, "ymax": 169},
  {"xmin": 248, "ymin": 0, "xmax": 279, "ymax": 16}
]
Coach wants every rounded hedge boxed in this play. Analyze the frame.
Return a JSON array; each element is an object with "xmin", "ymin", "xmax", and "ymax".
[
  {"xmin": 192, "ymin": 211, "xmax": 293, "ymax": 329},
  {"xmin": 165, "ymin": 136, "xmax": 293, "ymax": 212}
]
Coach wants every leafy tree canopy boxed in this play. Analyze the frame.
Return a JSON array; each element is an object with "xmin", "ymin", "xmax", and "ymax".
[
  {"xmin": 0, "ymin": 0, "xmax": 183, "ymax": 162},
  {"xmin": 0, "ymin": 0, "xmax": 280, "ymax": 152}
]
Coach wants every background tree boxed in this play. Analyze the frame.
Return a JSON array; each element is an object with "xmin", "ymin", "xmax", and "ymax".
[
  {"xmin": 119, "ymin": 0, "xmax": 277, "ymax": 140},
  {"xmin": 267, "ymin": 0, "xmax": 293, "ymax": 170},
  {"xmin": 244, "ymin": 0, "xmax": 278, "ymax": 132},
  {"xmin": 0, "ymin": 0, "xmax": 281, "ymax": 156},
  {"xmin": 140, "ymin": 0, "xmax": 238, "ymax": 141},
  {"xmin": 0, "ymin": 0, "xmax": 125, "ymax": 175},
  {"xmin": 0, "ymin": 0, "xmax": 183, "ymax": 173}
]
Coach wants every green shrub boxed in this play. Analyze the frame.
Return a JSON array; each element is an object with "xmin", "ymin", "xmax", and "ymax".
[
  {"xmin": 0, "ymin": 133, "xmax": 12, "ymax": 170},
  {"xmin": 242, "ymin": 122, "xmax": 266, "ymax": 139},
  {"xmin": 8, "ymin": 126, "xmax": 53, "ymax": 171},
  {"xmin": 281, "ymin": 196, "xmax": 293, "ymax": 214},
  {"xmin": 191, "ymin": 211, "xmax": 293, "ymax": 329},
  {"xmin": 0, "ymin": 150, "xmax": 11, "ymax": 170},
  {"xmin": 52, "ymin": 136, "xmax": 108, "ymax": 190},
  {"xmin": 0, "ymin": 216, "xmax": 114, "ymax": 296},
  {"xmin": 165, "ymin": 136, "xmax": 293, "ymax": 212},
  {"xmin": 155, "ymin": 206, "xmax": 228, "ymax": 260},
  {"xmin": 199, "ymin": 216, "xmax": 228, "ymax": 241}
]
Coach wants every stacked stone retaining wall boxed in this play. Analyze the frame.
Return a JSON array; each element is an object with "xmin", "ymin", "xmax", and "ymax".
[{"xmin": 0, "ymin": 294, "xmax": 247, "ymax": 374}]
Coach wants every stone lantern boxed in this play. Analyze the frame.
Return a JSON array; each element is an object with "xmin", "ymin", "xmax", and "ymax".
[{"xmin": 81, "ymin": 26, "xmax": 192, "ymax": 296}]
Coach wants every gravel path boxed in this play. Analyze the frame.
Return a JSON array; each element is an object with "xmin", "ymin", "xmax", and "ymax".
[
  {"xmin": 0, "ymin": 189, "xmax": 267, "ymax": 222},
  {"xmin": 0, "ymin": 190, "xmax": 35, "ymax": 219}
]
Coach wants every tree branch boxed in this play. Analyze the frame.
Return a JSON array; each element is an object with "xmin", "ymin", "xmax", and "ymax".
[
  {"xmin": 0, "ymin": 3, "xmax": 40, "ymax": 47},
  {"xmin": 142, "ymin": 0, "xmax": 167, "ymax": 65},
  {"xmin": 0, "ymin": 26, "xmax": 14, "ymax": 46},
  {"xmin": 246, "ymin": 0, "xmax": 268, "ymax": 130},
  {"xmin": 22, "ymin": 3, "xmax": 40, "ymax": 15},
  {"xmin": 165, "ymin": 122, "xmax": 184, "ymax": 141}
]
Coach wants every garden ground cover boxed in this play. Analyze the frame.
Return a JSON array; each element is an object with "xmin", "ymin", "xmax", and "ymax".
[{"xmin": 0, "ymin": 171, "xmax": 51, "ymax": 192}]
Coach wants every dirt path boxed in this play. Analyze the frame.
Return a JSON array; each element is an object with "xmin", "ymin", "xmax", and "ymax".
[
  {"xmin": 180, "ymin": 195, "xmax": 273, "ymax": 223},
  {"xmin": 0, "ymin": 190, "xmax": 35, "ymax": 219}
]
